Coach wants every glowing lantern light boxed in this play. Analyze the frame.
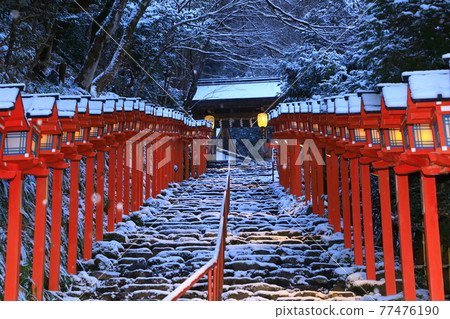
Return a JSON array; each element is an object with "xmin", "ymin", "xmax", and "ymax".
[{"xmin": 257, "ymin": 113, "xmax": 268, "ymax": 128}]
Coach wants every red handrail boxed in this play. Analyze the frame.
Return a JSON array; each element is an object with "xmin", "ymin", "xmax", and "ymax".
[{"xmin": 164, "ymin": 161, "xmax": 231, "ymax": 301}]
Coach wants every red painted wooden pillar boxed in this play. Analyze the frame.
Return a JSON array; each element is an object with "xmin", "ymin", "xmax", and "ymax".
[
  {"xmin": 159, "ymin": 141, "xmax": 165, "ymax": 191},
  {"xmin": 331, "ymin": 152, "xmax": 341, "ymax": 232},
  {"xmin": 48, "ymin": 168, "xmax": 64, "ymax": 291},
  {"xmin": 31, "ymin": 175, "xmax": 48, "ymax": 300},
  {"xmin": 201, "ymin": 144, "xmax": 206, "ymax": 176},
  {"xmin": 360, "ymin": 163, "xmax": 376, "ymax": 280},
  {"xmin": 311, "ymin": 155, "xmax": 318, "ymax": 214},
  {"xmin": 159, "ymin": 141, "xmax": 165, "ymax": 189},
  {"xmin": 169, "ymin": 139, "xmax": 175, "ymax": 183},
  {"xmin": 190, "ymin": 141, "xmax": 195, "ymax": 179},
  {"xmin": 146, "ymin": 144, "xmax": 151, "ymax": 199},
  {"xmin": 350, "ymin": 158, "xmax": 363, "ymax": 265},
  {"xmin": 326, "ymin": 153, "xmax": 333, "ymax": 226},
  {"xmin": 288, "ymin": 144, "xmax": 294, "ymax": 194},
  {"xmin": 378, "ymin": 168, "xmax": 397, "ymax": 295},
  {"xmin": 176, "ymin": 140, "xmax": 182, "ymax": 182},
  {"xmin": 140, "ymin": 142, "xmax": 145, "ymax": 203},
  {"xmin": 95, "ymin": 151, "xmax": 105, "ymax": 241},
  {"xmin": 341, "ymin": 157, "xmax": 351, "ymax": 249},
  {"xmin": 291, "ymin": 143, "xmax": 302, "ymax": 198},
  {"xmin": 350, "ymin": 158, "xmax": 364, "ymax": 266},
  {"xmin": 421, "ymin": 174, "xmax": 445, "ymax": 301},
  {"xmin": 67, "ymin": 159, "xmax": 80, "ymax": 274},
  {"xmin": 304, "ymin": 160, "xmax": 311, "ymax": 203},
  {"xmin": 159, "ymin": 139, "xmax": 164, "ymax": 189},
  {"xmin": 184, "ymin": 142, "xmax": 189, "ymax": 180},
  {"xmin": 84, "ymin": 156, "xmax": 95, "ymax": 261},
  {"xmin": 278, "ymin": 161, "xmax": 284, "ymax": 189},
  {"xmin": 107, "ymin": 147, "xmax": 116, "ymax": 232},
  {"xmin": 123, "ymin": 155, "xmax": 130, "ymax": 215},
  {"xmin": 116, "ymin": 144, "xmax": 124, "ymax": 223},
  {"xmin": 284, "ymin": 145, "xmax": 290, "ymax": 191},
  {"xmin": 178, "ymin": 140, "xmax": 184, "ymax": 183},
  {"xmin": 317, "ymin": 148, "xmax": 325, "ymax": 217},
  {"xmin": 152, "ymin": 142, "xmax": 158, "ymax": 197},
  {"xmin": 168, "ymin": 139, "xmax": 174, "ymax": 183},
  {"xmin": 395, "ymin": 174, "xmax": 416, "ymax": 300},
  {"xmin": 136, "ymin": 142, "xmax": 143, "ymax": 208},
  {"xmin": 4, "ymin": 171, "xmax": 24, "ymax": 301},
  {"xmin": 193, "ymin": 140, "xmax": 197, "ymax": 177},
  {"xmin": 131, "ymin": 142, "xmax": 138, "ymax": 211}
]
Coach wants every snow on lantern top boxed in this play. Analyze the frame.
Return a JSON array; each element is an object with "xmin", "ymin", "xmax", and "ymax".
[
  {"xmin": 377, "ymin": 83, "xmax": 408, "ymax": 109},
  {"xmin": 333, "ymin": 96, "xmax": 348, "ymax": 115},
  {"xmin": 139, "ymin": 101, "xmax": 146, "ymax": 112},
  {"xmin": 358, "ymin": 91, "xmax": 381, "ymax": 113},
  {"xmin": 103, "ymin": 98, "xmax": 116, "ymax": 113},
  {"xmin": 345, "ymin": 94, "xmax": 362, "ymax": 114},
  {"xmin": 146, "ymin": 104, "xmax": 155, "ymax": 115},
  {"xmin": 311, "ymin": 100, "xmax": 321, "ymax": 114},
  {"xmin": 279, "ymin": 103, "xmax": 289, "ymax": 114},
  {"xmin": 402, "ymin": 69, "xmax": 450, "ymax": 102},
  {"xmin": 324, "ymin": 98, "xmax": 334, "ymax": 114},
  {"xmin": 78, "ymin": 95, "xmax": 90, "ymax": 113},
  {"xmin": 58, "ymin": 96, "xmax": 80, "ymax": 118},
  {"xmin": 299, "ymin": 101, "xmax": 309, "ymax": 113},
  {"xmin": 319, "ymin": 100, "xmax": 327, "ymax": 113},
  {"xmin": 89, "ymin": 98, "xmax": 104, "ymax": 115},
  {"xmin": 0, "ymin": 83, "xmax": 25, "ymax": 111},
  {"xmin": 22, "ymin": 93, "xmax": 59, "ymax": 118},
  {"xmin": 124, "ymin": 98, "xmax": 137, "ymax": 111},
  {"xmin": 116, "ymin": 98, "xmax": 125, "ymax": 111}
]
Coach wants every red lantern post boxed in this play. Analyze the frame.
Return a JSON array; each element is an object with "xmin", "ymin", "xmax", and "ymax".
[
  {"xmin": 57, "ymin": 96, "xmax": 82, "ymax": 275},
  {"xmin": 400, "ymin": 69, "xmax": 450, "ymax": 300},
  {"xmin": 0, "ymin": 84, "xmax": 42, "ymax": 300}
]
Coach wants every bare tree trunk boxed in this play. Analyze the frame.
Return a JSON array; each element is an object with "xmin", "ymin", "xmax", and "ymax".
[
  {"xmin": 184, "ymin": 48, "xmax": 207, "ymax": 109},
  {"xmin": 3, "ymin": 15, "xmax": 20, "ymax": 72},
  {"xmin": 31, "ymin": 19, "xmax": 56, "ymax": 75},
  {"xmin": 75, "ymin": 0, "xmax": 129, "ymax": 90},
  {"xmin": 91, "ymin": 0, "xmax": 152, "ymax": 94},
  {"xmin": 89, "ymin": 0, "xmax": 115, "ymax": 45}
]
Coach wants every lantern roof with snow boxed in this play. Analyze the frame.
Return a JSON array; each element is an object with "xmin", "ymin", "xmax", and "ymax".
[
  {"xmin": 102, "ymin": 98, "xmax": 116, "ymax": 114},
  {"xmin": 58, "ymin": 96, "xmax": 80, "ymax": 118},
  {"xmin": 333, "ymin": 96, "xmax": 348, "ymax": 115},
  {"xmin": 324, "ymin": 97, "xmax": 334, "ymax": 114},
  {"xmin": 345, "ymin": 94, "xmax": 362, "ymax": 114},
  {"xmin": 124, "ymin": 98, "xmax": 137, "ymax": 111},
  {"xmin": 89, "ymin": 98, "xmax": 104, "ymax": 115},
  {"xmin": 22, "ymin": 94, "xmax": 59, "ymax": 118},
  {"xmin": 0, "ymin": 84, "xmax": 25, "ymax": 111},
  {"xmin": 358, "ymin": 91, "xmax": 382, "ymax": 113},
  {"xmin": 78, "ymin": 95, "xmax": 90, "ymax": 113},
  {"xmin": 377, "ymin": 83, "xmax": 408, "ymax": 109},
  {"xmin": 299, "ymin": 101, "xmax": 309, "ymax": 113},
  {"xmin": 116, "ymin": 98, "xmax": 125, "ymax": 112},
  {"xmin": 311, "ymin": 100, "xmax": 321, "ymax": 114},
  {"xmin": 402, "ymin": 69, "xmax": 450, "ymax": 102}
]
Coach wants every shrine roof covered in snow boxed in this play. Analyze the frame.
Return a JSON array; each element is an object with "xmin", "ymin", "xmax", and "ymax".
[{"xmin": 191, "ymin": 77, "xmax": 282, "ymax": 124}]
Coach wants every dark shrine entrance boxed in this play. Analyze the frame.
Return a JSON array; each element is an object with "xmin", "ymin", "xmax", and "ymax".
[{"xmin": 191, "ymin": 77, "xmax": 282, "ymax": 160}]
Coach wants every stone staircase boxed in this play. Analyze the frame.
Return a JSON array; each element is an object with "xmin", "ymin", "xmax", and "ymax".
[{"xmin": 65, "ymin": 161, "xmax": 385, "ymax": 301}]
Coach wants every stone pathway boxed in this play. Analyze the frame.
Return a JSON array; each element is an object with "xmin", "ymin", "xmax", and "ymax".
[{"xmin": 64, "ymin": 161, "xmax": 409, "ymax": 301}]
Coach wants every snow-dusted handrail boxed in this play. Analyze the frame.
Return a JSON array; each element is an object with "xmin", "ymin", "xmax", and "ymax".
[{"xmin": 164, "ymin": 160, "xmax": 231, "ymax": 301}]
